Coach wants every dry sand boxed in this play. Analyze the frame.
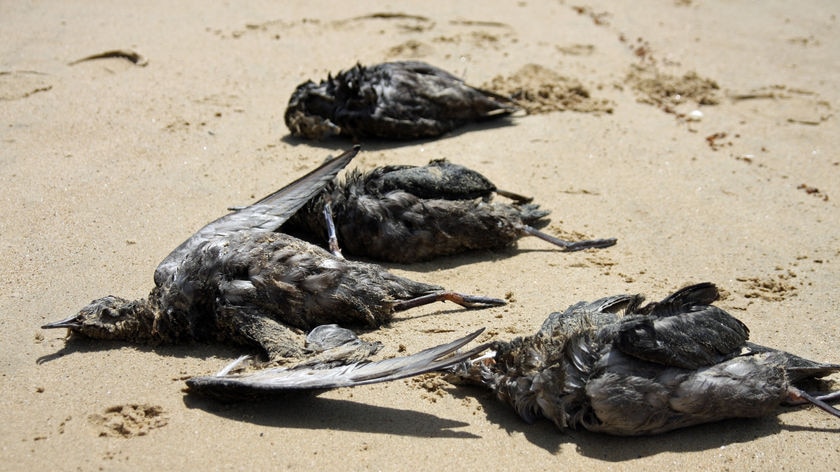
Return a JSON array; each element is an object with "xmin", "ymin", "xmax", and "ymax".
[{"xmin": 2, "ymin": 1, "xmax": 839, "ymax": 470}]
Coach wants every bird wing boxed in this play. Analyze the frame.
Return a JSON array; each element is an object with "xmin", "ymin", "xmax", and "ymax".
[
  {"xmin": 185, "ymin": 328, "xmax": 488, "ymax": 400},
  {"xmin": 390, "ymin": 61, "xmax": 518, "ymax": 112},
  {"xmin": 743, "ymin": 342, "xmax": 840, "ymax": 382},
  {"xmin": 375, "ymin": 160, "xmax": 499, "ymax": 201},
  {"xmin": 155, "ymin": 146, "xmax": 359, "ymax": 284},
  {"xmin": 539, "ymin": 293, "xmax": 641, "ymax": 337},
  {"xmin": 612, "ymin": 283, "xmax": 750, "ymax": 369}
]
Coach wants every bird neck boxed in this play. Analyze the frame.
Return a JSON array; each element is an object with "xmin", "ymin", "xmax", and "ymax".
[
  {"xmin": 145, "ymin": 285, "xmax": 214, "ymax": 344},
  {"xmin": 109, "ymin": 298, "xmax": 163, "ymax": 344}
]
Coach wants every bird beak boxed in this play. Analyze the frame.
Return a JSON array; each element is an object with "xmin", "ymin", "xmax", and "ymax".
[{"xmin": 41, "ymin": 315, "xmax": 82, "ymax": 330}]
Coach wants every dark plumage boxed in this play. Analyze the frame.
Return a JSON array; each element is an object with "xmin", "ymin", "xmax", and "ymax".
[
  {"xmin": 41, "ymin": 146, "xmax": 505, "ymax": 361},
  {"xmin": 284, "ymin": 61, "xmax": 518, "ymax": 140},
  {"xmin": 452, "ymin": 282, "xmax": 840, "ymax": 435},
  {"xmin": 282, "ymin": 159, "xmax": 617, "ymax": 263},
  {"xmin": 185, "ymin": 282, "xmax": 840, "ymax": 430}
]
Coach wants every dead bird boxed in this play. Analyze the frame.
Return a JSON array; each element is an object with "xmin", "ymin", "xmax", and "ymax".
[
  {"xmin": 450, "ymin": 282, "xmax": 840, "ymax": 435},
  {"xmin": 281, "ymin": 159, "xmax": 617, "ymax": 263},
  {"xmin": 42, "ymin": 146, "xmax": 505, "ymax": 361},
  {"xmin": 185, "ymin": 326, "xmax": 488, "ymax": 401},
  {"xmin": 182, "ymin": 282, "xmax": 840, "ymax": 430},
  {"xmin": 284, "ymin": 61, "xmax": 518, "ymax": 140}
]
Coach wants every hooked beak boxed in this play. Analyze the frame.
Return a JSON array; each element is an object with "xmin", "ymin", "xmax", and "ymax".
[{"xmin": 41, "ymin": 315, "xmax": 82, "ymax": 330}]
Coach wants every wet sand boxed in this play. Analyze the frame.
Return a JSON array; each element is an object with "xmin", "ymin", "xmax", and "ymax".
[{"xmin": 2, "ymin": 1, "xmax": 839, "ymax": 470}]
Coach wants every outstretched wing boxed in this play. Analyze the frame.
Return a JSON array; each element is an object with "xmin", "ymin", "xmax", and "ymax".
[
  {"xmin": 613, "ymin": 283, "xmax": 750, "ymax": 369},
  {"xmin": 155, "ymin": 146, "xmax": 359, "ymax": 285},
  {"xmin": 186, "ymin": 329, "xmax": 488, "ymax": 400}
]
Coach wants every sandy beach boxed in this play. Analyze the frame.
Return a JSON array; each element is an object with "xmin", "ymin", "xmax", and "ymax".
[{"xmin": 2, "ymin": 1, "xmax": 839, "ymax": 470}]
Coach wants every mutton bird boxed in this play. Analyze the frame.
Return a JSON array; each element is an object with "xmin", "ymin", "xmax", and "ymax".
[
  {"xmin": 284, "ymin": 61, "xmax": 518, "ymax": 140},
  {"xmin": 282, "ymin": 158, "xmax": 616, "ymax": 263},
  {"xmin": 452, "ymin": 282, "xmax": 840, "ymax": 435},
  {"xmin": 184, "ymin": 282, "xmax": 840, "ymax": 436}
]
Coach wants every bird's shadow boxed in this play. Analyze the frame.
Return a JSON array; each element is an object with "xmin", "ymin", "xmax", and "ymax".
[
  {"xmin": 343, "ymin": 246, "xmax": 560, "ymax": 275},
  {"xmin": 570, "ymin": 420, "xmax": 837, "ymax": 461},
  {"xmin": 408, "ymin": 248, "xmax": 557, "ymax": 272},
  {"xmin": 36, "ymin": 334, "xmax": 245, "ymax": 365},
  {"xmin": 182, "ymin": 391, "xmax": 479, "ymax": 439},
  {"xmin": 278, "ymin": 117, "xmax": 519, "ymax": 153},
  {"xmin": 445, "ymin": 383, "xmax": 837, "ymax": 459},
  {"xmin": 389, "ymin": 306, "xmax": 484, "ymax": 324}
]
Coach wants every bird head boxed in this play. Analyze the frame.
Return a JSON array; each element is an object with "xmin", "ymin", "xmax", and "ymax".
[
  {"xmin": 42, "ymin": 296, "xmax": 153, "ymax": 342},
  {"xmin": 284, "ymin": 80, "xmax": 342, "ymax": 139}
]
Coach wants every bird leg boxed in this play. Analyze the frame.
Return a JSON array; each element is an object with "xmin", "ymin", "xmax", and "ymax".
[
  {"xmin": 393, "ymin": 292, "xmax": 506, "ymax": 311},
  {"xmin": 787, "ymin": 387, "xmax": 840, "ymax": 419},
  {"xmin": 495, "ymin": 188, "xmax": 534, "ymax": 204},
  {"xmin": 216, "ymin": 306, "xmax": 306, "ymax": 361},
  {"xmin": 518, "ymin": 224, "xmax": 617, "ymax": 252},
  {"xmin": 815, "ymin": 391, "xmax": 840, "ymax": 403},
  {"xmin": 322, "ymin": 198, "xmax": 344, "ymax": 259}
]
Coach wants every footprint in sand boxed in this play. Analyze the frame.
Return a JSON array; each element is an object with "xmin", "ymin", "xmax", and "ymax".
[
  {"xmin": 736, "ymin": 271, "xmax": 800, "ymax": 302},
  {"xmin": 88, "ymin": 404, "xmax": 168, "ymax": 438}
]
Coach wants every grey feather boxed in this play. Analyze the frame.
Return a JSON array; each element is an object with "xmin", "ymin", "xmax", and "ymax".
[
  {"xmin": 284, "ymin": 61, "xmax": 518, "ymax": 140},
  {"xmin": 155, "ymin": 145, "xmax": 360, "ymax": 286},
  {"xmin": 186, "ymin": 328, "xmax": 488, "ymax": 400}
]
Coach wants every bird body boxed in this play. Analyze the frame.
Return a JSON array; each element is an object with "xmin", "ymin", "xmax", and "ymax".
[
  {"xmin": 182, "ymin": 282, "xmax": 840, "ymax": 436},
  {"xmin": 284, "ymin": 61, "xmax": 518, "ymax": 140},
  {"xmin": 454, "ymin": 283, "xmax": 840, "ymax": 435},
  {"xmin": 42, "ymin": 147, "xmax": 504, "ymax": 360},
  {"xmin": 283, "ymin": 159, "xmax": 616, "ymax": 263}
]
